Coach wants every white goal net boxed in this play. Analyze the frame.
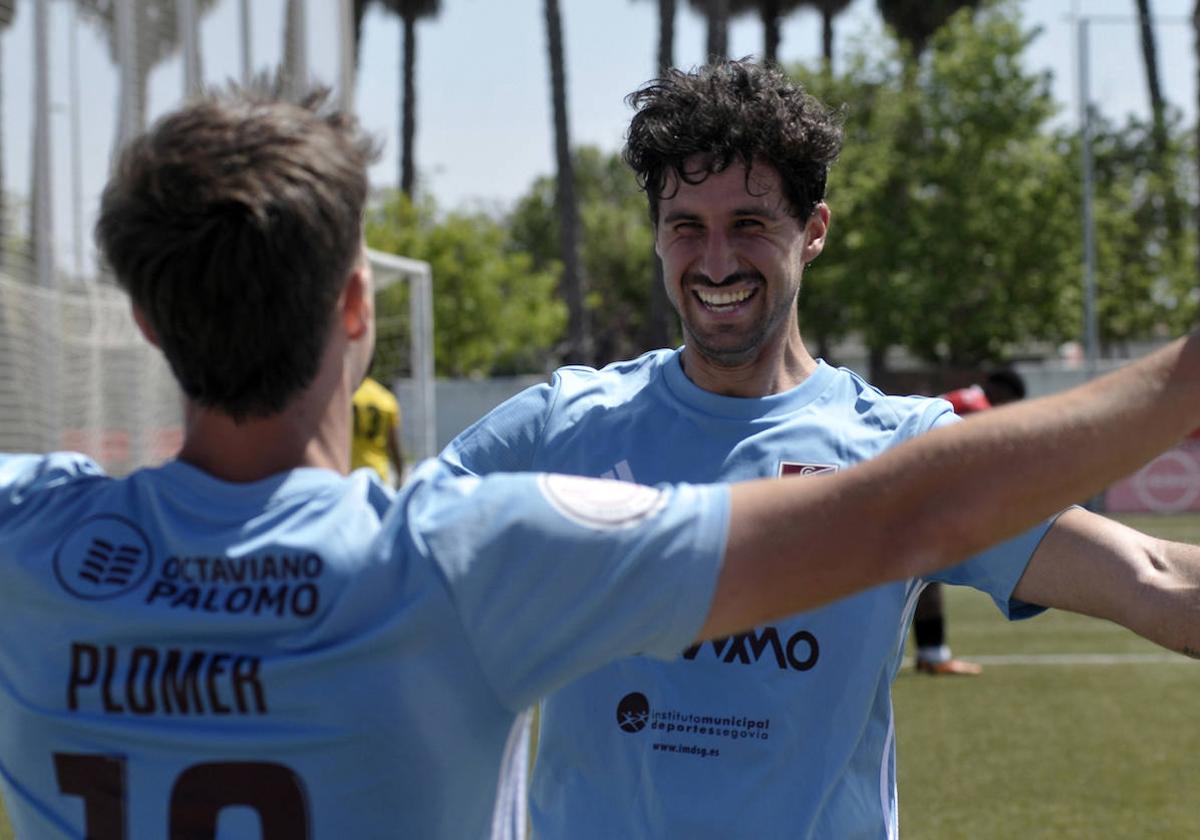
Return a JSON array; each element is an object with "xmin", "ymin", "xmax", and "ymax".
[
  {"xmin": 0, "ymin": 272, "xmax": 182, "ymax": 473},
  {"xmin": 0, "ymin": 252, "xmax": 435, "ymax": 475}
]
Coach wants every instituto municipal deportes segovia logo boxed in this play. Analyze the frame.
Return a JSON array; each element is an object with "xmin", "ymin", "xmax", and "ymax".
[
  {"xmin": 53, "ymin": 514, "xmax": 154, "ymax": 600},
  {"xmin": 616, "ymin": 692, "xmax": 772, "ymax": 741},
  {"xmin": 617, "ymin": 692, "xmax": 650, "ymax": 733}
]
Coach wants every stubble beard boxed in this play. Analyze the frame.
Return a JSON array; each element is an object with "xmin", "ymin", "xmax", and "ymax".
[{"xmin": 681, "ymin": 288, "xmax": 799, "ymax": 369}]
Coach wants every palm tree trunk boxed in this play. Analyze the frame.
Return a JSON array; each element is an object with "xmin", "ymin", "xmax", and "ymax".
[
  {"xmin": 1135, "ymin": 0, "xmax": 1182, "ymax": 246},
  {"xmin": 283, "ymin": 0, "xmax": 308, "ymax": 97},
  {"xmin": 401, "ymin": 12, "xmax": 417, "ymax": 197},
  {"xmin": 544, "ymin": 0, "xmax": 590, "ymax": 363},
  {"xmin": 658, "ymin": 0, "xmax": 676, "ymax": 72},
  {"xmin": 1193, "ymin": 2, "xmax": 1200, "ymax": 278},
  {"xmin": 762, "ymin": 0, "xmax": 781, "ymax": 65},
  {"xmin": 648, "ymin": 0, "xmax": 677, "ymax": 351},
  {"xmin": 821, "ymin": 8, "xmax": 834, "ymax": 70},
  {"xmin": 706, "ymin": 0, "xmax": 729, "ymax": 61},
  {"xmin": 1135, "ymin": 0, "xmax": 1168, "ymax": 159}
]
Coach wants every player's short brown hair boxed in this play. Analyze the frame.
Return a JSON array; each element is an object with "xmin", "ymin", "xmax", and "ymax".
[{"xmin": 96, "ymin": 82, "xmax": 380, "ymax": 420}]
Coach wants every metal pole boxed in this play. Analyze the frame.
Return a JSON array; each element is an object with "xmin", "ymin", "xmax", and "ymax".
[
  {"xmin": 1078, "ymin": 17, "xmax": 1098, "ymax": 378},
  {"xmin": 411, "ymin": 267, "xmax": 436, "ymax": 459},
  {"xmin": 239, "ymin": 0, "xmax": 253, "ymax": 83}
]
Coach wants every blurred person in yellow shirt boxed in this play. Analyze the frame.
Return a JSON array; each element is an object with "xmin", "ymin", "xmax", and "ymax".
[{"xmin": 351, "ymin": 376, "xmax": 404, "ymax": 485}]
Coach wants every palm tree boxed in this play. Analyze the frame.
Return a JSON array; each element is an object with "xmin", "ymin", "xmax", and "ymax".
[
  {"xmin": 810, "ymin": 0, "xmax": 854, "ymax": 70},
  {"xmin": 633, "ymin": 0, "xmax": 679, "ymax": 350},
  {"xmin": 1193, "ymin": 1, "xmax": 1200, "ymax": 277},
  {"xmin": 545, "ymin": 0, "xmax": 590, "ymax": 363},
  {"xmin": 78, "ymin": 0, "xmax": 216, "ymax": 146},
  {"xmin": 657, "ymin": 0, "xmax": 677, "ymax": 72},
  {"xmin": 395, "ymin": 1, "xmax": 440, "ymax": 197},
  {"xmin": 1133, "ymin": 0, "xmax": 1182, "ymax": 251},
  {"xmin": 729, "ymin": 0, "xmax": 806, "ymax": 65},
  {"xmin": 875, "ymin": 0, "xmax": 981, "ymax": 58},
  {"xmin": 1135, "ymin": 1, "xmax": 1168, "ymax": 159},
  {"xmin": 282, "ymin": 0, "xmax": 307, "ymax": 96},
  {"xmin": 351, "ymin": 1, "xmax": 441, "ymax": 198},
  {"xmin": 689, "ymin": 0, "xmax": 731, "ymax": 61},
  {"xmin": 0, "ymin": 0, "xmax": 16, "ymax": 271}
]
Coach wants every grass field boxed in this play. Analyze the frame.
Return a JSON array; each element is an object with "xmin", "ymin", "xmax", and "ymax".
[
  {"xmin": 896, "ymin": 512, "xmax": 1200, "ymax": 838},
  {"xmin": 2, "ymin": 513, "xmax": 1198, "ymax": 839}
]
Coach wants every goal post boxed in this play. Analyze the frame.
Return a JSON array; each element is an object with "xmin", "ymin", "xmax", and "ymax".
[{"xmin": 366, "ymin": 248, "xmax": 437, "ymax": 462}]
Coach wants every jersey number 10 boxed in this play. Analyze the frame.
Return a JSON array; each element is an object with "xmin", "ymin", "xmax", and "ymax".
[{"xmin": 54, "ymin": 753, "xmax": 310, "ymax": 838}]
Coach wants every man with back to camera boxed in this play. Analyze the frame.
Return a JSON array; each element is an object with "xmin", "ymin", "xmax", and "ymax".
[
  {"xmin": 439, "ymin": 60, "xmax": 1200, "ymax": 838},
  {"xmin": 2, "ymin": 79, "xmax": 1200, "ymax": 838}
]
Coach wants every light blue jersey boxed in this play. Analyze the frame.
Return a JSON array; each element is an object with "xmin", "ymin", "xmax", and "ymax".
[
  {"xmin": 0, "ymin": 452, "xmax": 728, "ymax": 838},
  {"xmin": 441, "ymin": 348, "xmax": 1050, "ymax": 840}
]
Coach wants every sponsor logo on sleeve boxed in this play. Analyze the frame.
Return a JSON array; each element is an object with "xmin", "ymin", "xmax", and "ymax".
[{"xmin": 537, "ymin": 474, "xmax": 668, "ymax": 530}]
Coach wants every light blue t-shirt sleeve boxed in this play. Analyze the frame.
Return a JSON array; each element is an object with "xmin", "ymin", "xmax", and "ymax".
[
  {"xmin": 438, "ymin": 380, "xmax": 557, "ymax": 477},
  {"xmin": 0, "ymin": 452, "xmax": 104, "ymax": 524},
  {"xmin": 398, "ymin": 463, "xmax": 730, "ymax": 711},
  {"xmin": 916, "ymin": 410, "xmax": 1051, "ymax": 620}
]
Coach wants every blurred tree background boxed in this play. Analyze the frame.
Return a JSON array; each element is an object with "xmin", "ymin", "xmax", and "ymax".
[{"xmin": 359, "ymin": 0, "xmax": 1197, "ymax": 383}]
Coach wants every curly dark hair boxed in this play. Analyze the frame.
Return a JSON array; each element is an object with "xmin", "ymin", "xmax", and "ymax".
[
  {"xmin": 624, "ymin": 60, "xmax": 844, "ymax": 223},
  {"xmin": 96, "ymin": 80, "xmax": 380, "ymax": 421}
]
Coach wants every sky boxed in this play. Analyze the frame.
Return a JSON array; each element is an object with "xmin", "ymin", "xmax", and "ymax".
[{"xmin": 3, "ymin": 0, "xmax": 1199, "ymax": 275}]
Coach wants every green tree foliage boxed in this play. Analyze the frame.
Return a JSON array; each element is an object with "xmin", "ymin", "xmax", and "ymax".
[
  {"xmin": 509, "ymin": 146, "xmax": 664, "ymax": 365},
  {"xmin": 365, "ymin": 193, "xmax": 565, "ymax": 379},
  {"xmin": 797, "ymin": 0, "xmax": 1080, "ymax": 367},
  {"xmin": 1084, "ymin": 110, "xmax": 1198, "ymax": 347}
]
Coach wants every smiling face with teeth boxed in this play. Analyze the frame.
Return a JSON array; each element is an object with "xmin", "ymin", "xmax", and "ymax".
[{"xmin": 655, "ymin": 156, "xmax": 829, "ymax": 396}]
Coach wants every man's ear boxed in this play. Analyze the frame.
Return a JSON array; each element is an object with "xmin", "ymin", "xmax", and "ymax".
[
  {"xmin": 131, "ymin": 304, "xmax": 161, "ymax": 348},
  {"xmin": 340, "ymin": 259, "xmax": 373, "ymax": 341},
  {"xmin": 803, "ymin": 203, "xmax": 830, "ymax": 264}
]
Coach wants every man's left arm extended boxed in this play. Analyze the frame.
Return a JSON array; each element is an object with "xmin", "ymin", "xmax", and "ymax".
[{"xmin": 1014, "ymin": 508, "xmax": 1200, "ymax": 659}]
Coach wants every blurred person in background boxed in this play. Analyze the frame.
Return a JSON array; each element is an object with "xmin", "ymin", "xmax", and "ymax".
[
  {"xmin": 915, "ymin": 369, "xmax": 1028, "ymax": 675},
  {"xmin": 351, "ymin": 372, "xmax": 405, "ymax": 485}
]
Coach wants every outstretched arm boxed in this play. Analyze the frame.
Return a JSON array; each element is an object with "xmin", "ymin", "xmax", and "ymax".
[
  {"xmin": 701, "ymin": 333, "xmax": 1200, "ymax": 641},
  {"xmin": 1014, "ymin": 508, "xmax": 1200, "ymax": 659}
]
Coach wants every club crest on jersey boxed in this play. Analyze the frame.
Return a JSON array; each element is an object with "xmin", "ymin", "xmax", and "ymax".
[
  {"xmin": 53, "ymin": 514, "xmax": 154, "ymax": 600},
  {"xmin": 778, "ymin": 462, "xmax": 839, "ymax": 478}
]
